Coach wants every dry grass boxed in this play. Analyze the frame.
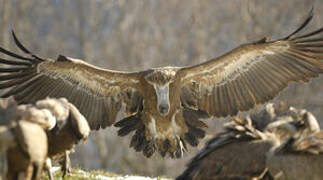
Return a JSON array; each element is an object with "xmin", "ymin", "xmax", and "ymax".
[{"xmin": 42, "ymin": 167, "xmax": 172, "ymax": 180}]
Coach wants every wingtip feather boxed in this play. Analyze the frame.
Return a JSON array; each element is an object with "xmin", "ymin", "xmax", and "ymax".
[
  {"xmin": 12, "ymin": 30, "xmax": 31, "ymax": 54},
  {"xmin": 283, "ymin": 8, "xmax": 314, "ymax": 40}
]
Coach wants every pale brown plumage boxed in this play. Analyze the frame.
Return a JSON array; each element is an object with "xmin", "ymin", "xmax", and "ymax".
[
  {"xmin": 6, "ymin": 120, "xmax": 48, "ymax": 180},
  {"xmin": 1, "ymin": 103, "xmax": 56, "ymax": 180},
  {"xmin": 267, "ymin": 111, "xmax": 323, "ymax": 180},
  {"xmin": 0, "ymin": 98, "xmax": 89, "ymax": 180},
  {"xmin": 0, "ymin": 10, "xmax": 323, "ymax": 158},
  {"xmin": 176, "ymin": 103, "xmax": 314, "ymax": 180},
  {"xmin": 37, "ymin": 98, "xmax": 90, "ymax": 177}
]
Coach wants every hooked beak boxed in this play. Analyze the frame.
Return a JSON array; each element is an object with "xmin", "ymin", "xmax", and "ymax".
[{"xmin": 158, "ymin": 104, "xmax": 170, "ymax": 116}]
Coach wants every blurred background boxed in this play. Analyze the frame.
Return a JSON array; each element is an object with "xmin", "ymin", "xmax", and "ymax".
[{"xmin": 0, "ymin": 0, "xmax": 322, "ymax": 178}]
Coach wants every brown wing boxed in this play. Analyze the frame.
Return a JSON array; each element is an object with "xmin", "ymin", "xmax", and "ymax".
[
  {"xmin": 0, "ymin": 32, "xmax": 144, "ymax": 130},
  {"xmin": 178, "ymin": 12, "xmax": 323, "ymax": 118}
]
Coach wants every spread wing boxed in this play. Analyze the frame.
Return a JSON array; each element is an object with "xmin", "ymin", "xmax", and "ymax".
[
  {"xmin": 0, "ymin": 32, "xmax": 144, "ymax": 130},
  {"xmin": 178, "ymin": 11, "xmax": 323, "ymax": 118}
]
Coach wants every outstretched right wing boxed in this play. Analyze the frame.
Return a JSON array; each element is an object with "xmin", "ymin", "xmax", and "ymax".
[{"xmin": 0, "ymin": 32, "xmax": 144, "ymax": 130}]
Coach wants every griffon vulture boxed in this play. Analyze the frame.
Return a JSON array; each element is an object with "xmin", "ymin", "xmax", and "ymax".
[
  {"xmin": 0, "ymin": 98, "xmax": 89, "ymax": 180},
  {"xmin": 176, "ymin": 103, "xmax": 317, "ymax": 180},
  {"xmin": 0, "ymin": 11, "xmax": 323, "ymax": 158},
  {"xmin": 35, "ymin": 98, "xmax": 90, "ymax": 177},
  {"xmin": 2, "ymin": 104, "xmax": 56, "ymax": 180},
  {"xmin": 267, "ymin": 111, "xmax": 323, "ymax": 180}
]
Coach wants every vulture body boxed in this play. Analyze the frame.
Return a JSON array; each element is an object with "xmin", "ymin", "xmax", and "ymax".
[
  {"xmin": 0, "ymin": 10, "xmax": 323, "ymax": 157},
  {"xmin": 0, "ymin": 103, "xmax": 56, "ymax": 180},
  {"xmin": 0, "ymin": 98, "xmax": 89, "ymax": 179},
  {"xmin": 6, "ymin": 120, "xmax": 49, "ymax": 180},
  {"xmin": 267, "ymin": 112, "xmax": 323, "ymax": 180},
  {"xmin": 35, "ymin": 98, "xmax": 90, "ymax": 157},
  {"xmin": 36, "ymin": 98, "xmax": 90, "ymax": 176},
  {"xmin": 176, "ymin": 103, "xmax": 319, "ymax": 180}
]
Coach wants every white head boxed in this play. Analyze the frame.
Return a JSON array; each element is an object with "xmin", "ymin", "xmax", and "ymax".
[
  {"xmin": 35, "ymin": 98, "xmax": 70, "ymax": 124},
  {"xmin": 144, "ymin": 67, "xmax": 177, "ymax": 116},
  {"xmin": 153, "ymin": 84, "xmax": 170, "ymax": 116}
]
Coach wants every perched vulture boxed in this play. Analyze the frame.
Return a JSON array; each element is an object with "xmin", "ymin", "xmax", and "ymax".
[
  {"xmin": 6, "ymin": 120, "xmax": 49, "ymax": 180},
  {"xmin": 0, "ymin": 98, "xmax": 89, "ymax": 180},
  {"xmin": 267, "ymin": 112, "xmax": 323, "ymax": 180},
  {"xmin": 1, "ymin": 105, "xmax": 56, "ymax": 180},
  {"xmin": 0, "ymin": 10, "xmax": 323, "ymax": 158},
  {"xmin": 176, "ymin": 103, "xmax": 317, "ymax": 180},
  {"xmin": 35, "ymin": 98, "xmax": 90, "ymax": 177}
]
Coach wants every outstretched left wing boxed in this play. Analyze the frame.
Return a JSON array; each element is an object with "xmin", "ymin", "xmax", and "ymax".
[{"xmin": 178, "ymin": 12, "xmax": 323, "ymax": 118}]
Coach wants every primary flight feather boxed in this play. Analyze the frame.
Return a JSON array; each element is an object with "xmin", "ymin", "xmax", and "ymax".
[{"xmin": 0, "ymin": 10, "xmax": 322, "ymax": 158}]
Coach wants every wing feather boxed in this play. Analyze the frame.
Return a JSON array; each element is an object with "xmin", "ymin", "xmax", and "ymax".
[
  {"xmin": 0, "ymin": 35, "xmax": 143, "ymax": 129},
  {"xmin": 209, "ymin": 87, "xmax": 217, "ymax": 115},
  {"xmin": 244, "ymin": 71, "xmax": 264, "ymax": 102},
  {"xmin": 1, "ymin": 75, "xmax": 41, "ymax": 98},
  {"xmin": 214, "ymin": 86, "xmax": 223, "ymax": 116},
  {"xmin": 233, "ymin": 75, "xmax": 250, "ymax": 110},
  {"xmin": 226, "ymin": 81, "xmax": 238, "ymax": 115},
  {"xmin": 90, "ymin": 97, "xmax": 100, "ymax": 130},
  {"xmin": 178, "ymin": 14, "xmax": 323, "ymax": 118}
]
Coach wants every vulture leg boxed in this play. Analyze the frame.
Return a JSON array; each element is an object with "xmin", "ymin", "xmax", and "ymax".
[
  {"xmin": 31, "ymin": 163, "xmax": 43, "ymax": 180},
  {"xmin": 21, "ymin": 163, "xmax": 33, "ymax": 180},
  {"xmin": 60, "ymin": 151, "xmax": 71, "ymax": 177},
  {"xmin": 45, "ymin": 158, "xmax": 54, "ymax": 180}
]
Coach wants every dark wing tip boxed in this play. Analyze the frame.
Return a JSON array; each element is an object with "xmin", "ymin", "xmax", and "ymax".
[
  {"xmin": 11, "ymin": 30, "xmax": 31, "ymax": 54},
  {"xmin": 11, "ymin": 30, "xmax": 44, "ymax": 62},
  {"xmin": 282, "ymin": 7, "xmax": 314, "ymax": 40}
]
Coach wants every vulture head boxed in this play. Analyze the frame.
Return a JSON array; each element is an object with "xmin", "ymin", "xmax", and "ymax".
[
  {"xmin": 35, "ymin": 98, "xmax": 70, "ymax": 133},
  {"xmin": 144, "ymin": 67, "xmax": 178, "ymax": 116},
  {"xmin": 16, "ymin": 105, "xmax": 56, "ymax": 131}
]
